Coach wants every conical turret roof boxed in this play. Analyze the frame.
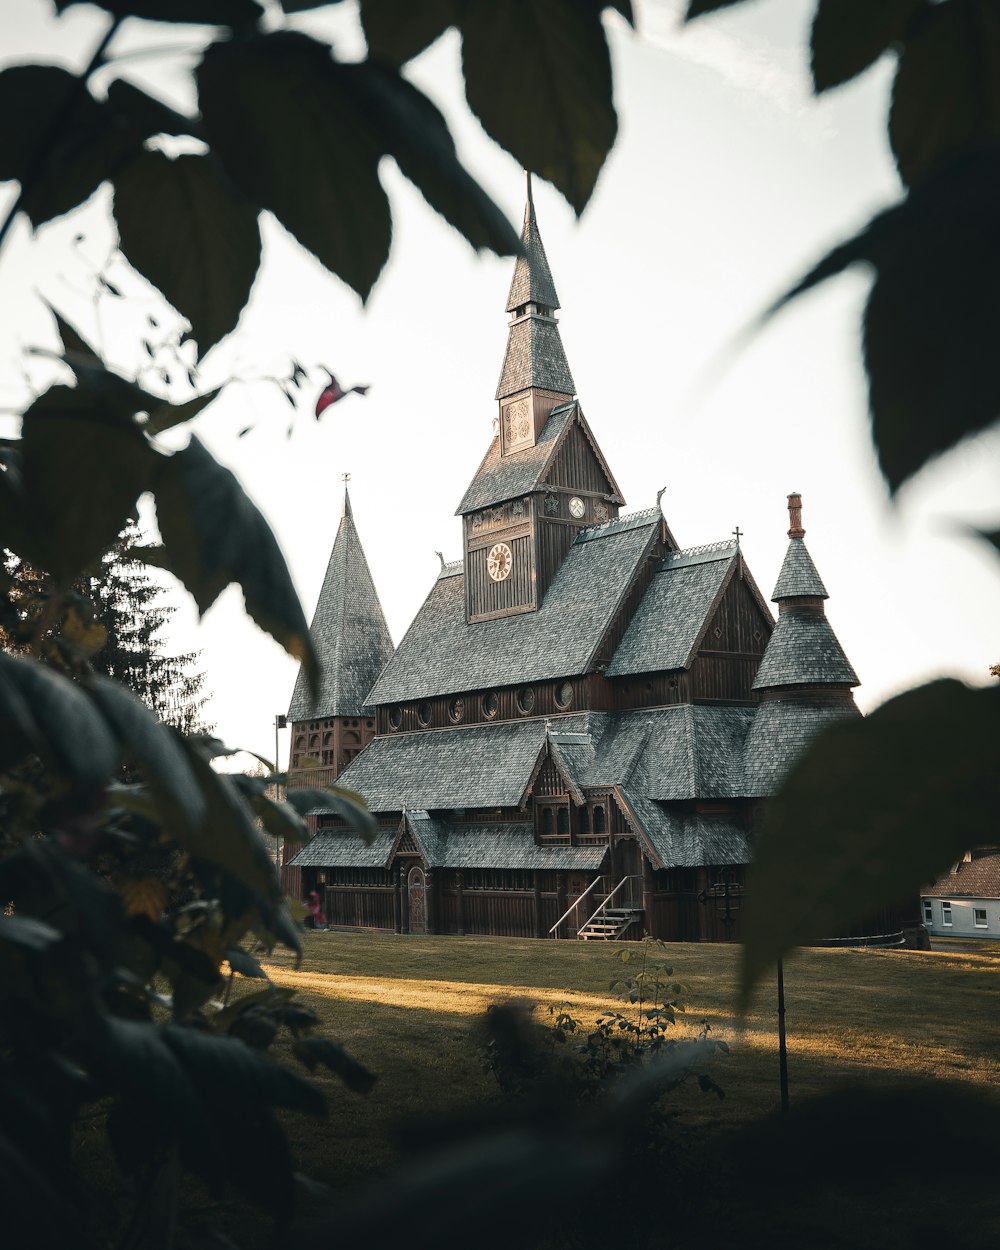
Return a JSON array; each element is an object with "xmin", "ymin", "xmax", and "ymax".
[
  {"xmin": 505, "ymin": 182, "xmax": 559, "ymax": 312},
  {"xmin": 772, "ymin": 539, "xmax": 828, "ymax": 600},
  {"xmin": 288, "ymin": 489, "xmax": 394, "ymax": 719}
]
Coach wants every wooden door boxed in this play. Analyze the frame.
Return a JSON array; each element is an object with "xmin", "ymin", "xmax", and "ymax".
[
  {"xmin": 566, "ymin": 871, "xmax": 590, "ymax": 933},
  {"xmin": 408, "ymin": 866, "xmax": 426, "ymax": 934}
]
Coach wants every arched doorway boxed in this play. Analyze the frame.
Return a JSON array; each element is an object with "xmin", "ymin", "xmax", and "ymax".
[{"xmin": 408, "ymin": 866, "xmax": 426, "ymax": 934}]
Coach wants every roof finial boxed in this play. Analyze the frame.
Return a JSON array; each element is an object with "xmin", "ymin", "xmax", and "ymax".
[
  {"xmin": 341, "ymin": 472, "xmax": 352, "ymax": 517},
  {"xmin": 787, "ymin": 491, "xmax": 804, "ymax": 539},
  {"xmin": 526, "ymin": 168, "xmax": 534, "ymax": 207},
  {"xmin": 656, "ymin": 485, "xmax": 666, "ymax": 512},
  {"xmin": 732, "ymin": 525, "xmax": 743, "ymax": 546},
  {"xmin": 435, "ymin": 550, "xmax": 445, "ymax": 571}
]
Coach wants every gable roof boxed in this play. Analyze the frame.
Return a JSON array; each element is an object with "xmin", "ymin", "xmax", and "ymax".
[
  {"xmin": 606, "ymin": 541, "xmax": 742, "ymax": 676},
  {"xmin": 288, "ymin": 492, "xmax": 394, "ymax": 719},
  {"xmin": 366, "ymin": 510, "xmax": 661, "ymax": 705},
  {"xmin": 752, "ymin": 610, "xmax": 858, "ymax": 690},
  {"xmin": 924, "ymin": 854, "xmax": 1000, "ymax": 900},
  {"xmin": 457, "ymin": 401, "xmax": 576, "ymax": 515},
  {"xmin": 772, "ymin": 537, "xmax": 828, "ymax": 600}
]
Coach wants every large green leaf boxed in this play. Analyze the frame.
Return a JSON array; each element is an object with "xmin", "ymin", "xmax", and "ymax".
[
  {"xmin": 761, "ymin": 153, "xmax": 1000, "ymax": 494},
  {"xmin": 460, "ymin": 0, "xmax": 617, "ymax": 215},
  {"xmin": 889, "ymin": 0, "xmax": 1000, "ymax": 188},
  {"xmin": 114, "ymin": 151, "xmax": 261, "ymax": 358},
  {"xmin": 197, "ymin": 31, "xmax": 391, "ymax": 301},
  {"xmin": 292, "ymin": 1035, "xmax": 377, "ymax": 1092},
  {"xmin": 85, "ymin": 677, "xmax": 204, "ymax": 832},
  {"xmin": 342, "ymin": 61, "xmax": 520, "ymax": 257},
  {"xmin": 284, "ymin": 784, "xmax": 377, "ymax": 842},
  {"xmin": 0, "ymin": 66, "xmax": 138, "ymax": 227},
  {"xmin": 740, "ymin": 680, "xmax": 1000, "ymax": 1005},
  {"xmin": 54, "ymin": 0, "xmax": 263, "ymax": 24},
  {"xmin": 360, "ymin": 0, "xmax": 461, "ymax": 64},
  {"xmin": 20, "ymin": 386, "xmax": 158, "ymax": 577},
  {"xmin": 104, "ymin": 78, "xmax": 204, "ymax": 142},
  {"xmin": 149, "ymin": 436, "xmax": 317, "ymax": 686},
  {"xmin": 811, "ymin": 0, "xmax": 927, "ymax": 92},
  {"xmin": 685, "ymin": 0, "xmax": 749, "ymax": 17},
  {"xmin": 0, "ymin": 653, "xmax": 119, "ymax": 790},
  {"xmin": 145, "ymin": 386, "xmax": 223, "ymax": 435}
]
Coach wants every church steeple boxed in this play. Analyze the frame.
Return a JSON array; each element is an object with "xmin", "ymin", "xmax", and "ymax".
[{"xmin": 495, "ymin": 174, "xmax": 575, "ymax": 454}]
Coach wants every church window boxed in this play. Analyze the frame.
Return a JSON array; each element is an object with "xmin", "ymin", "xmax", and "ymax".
[
  {"xmin": 542, "ymin": 809, "xmax": 554, "ymax": 836},
  {"xmin": 323, "ymin": 732, "xmax": 333, "ymax": 746},
  {"xmin": 388, "ymin": 707, "xmax": 403, "ymax": 731},
  {"xmin": 593, "ymin": 805, "xmax": 606, "ymax": 834},
  {"xmin": 555, "ymin": 681, "xmax": 574, "ymax": 709},
  {"xmin": 579, "ymin": 807, "xmax": 590, "ymax": 835},
  {"xmin": 295, "ymin": 736, "xmax": 305, "ymax": 751},
  {"xmin": 417, "ymin": 701, "xmax": 433, "ymax": 727},
  {"xmin": 449, "ymin": 697, "xmax": 465, "ymax": 723},
  {"xmin": 308, "ymin": 734, "xmax": 319, "ymax": 749},
  {"xmin": 482, "ymin": 691, "xmax": 499, "ymax": 719},
  {"xmin": 366, "ymin": 720, "xmax": 374, "ymax": 729},
  {"xmin": 557, "ymin": 808, "xmax": 569, "ymax": 836},
  {"xmin": 517, "ymin": 686, "xmax": 535, "ymax": 714},
  {"xmin": 322, "ymin": 750, "xmax": 333, "ymax": 765}
]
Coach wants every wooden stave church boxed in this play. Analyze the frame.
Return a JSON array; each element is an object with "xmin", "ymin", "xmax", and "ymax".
[{"xmin": 283, "ymin": 187, "xmax": 900, "ymax": 944}]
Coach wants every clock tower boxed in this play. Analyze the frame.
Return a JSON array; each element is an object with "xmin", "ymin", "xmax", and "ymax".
[{"xmin": 458, "ymin": 176, "xmax": 625, "ymax": 623}]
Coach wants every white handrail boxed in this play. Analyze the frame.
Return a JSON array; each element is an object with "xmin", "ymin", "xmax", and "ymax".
[
  {"xmin": 548, "ymin": 874, "xmax": 604, "ymax": 936},
  {"xmin": 578, "ymin": 875, "xmax": 633, "ymax": 933}
]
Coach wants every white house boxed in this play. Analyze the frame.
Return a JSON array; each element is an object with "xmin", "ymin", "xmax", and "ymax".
[{"xmin": 921, "ymin": 852, "xmax": 1000, "ymax": 939}]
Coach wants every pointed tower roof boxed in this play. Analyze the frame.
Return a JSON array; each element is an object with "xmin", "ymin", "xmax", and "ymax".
[
  {"xmin": 495, "ymin": 175, "xmax": 575, "ymax": 401},
  {"xmin": 753, "ymin": 493, "xmax": 858, "ymax": 692},
  {"xmin": 287, "ymin": 487, "xmax": 394, "ymax": 719}
]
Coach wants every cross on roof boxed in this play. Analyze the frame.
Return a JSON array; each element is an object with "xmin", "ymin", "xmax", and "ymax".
[
  {"xmin": 342, "ymin": 472, "xmax": 351, "ymax": 484},
  {"xmin": 732, "ymin": 526, "xmax": 743, "ymax": 543}
]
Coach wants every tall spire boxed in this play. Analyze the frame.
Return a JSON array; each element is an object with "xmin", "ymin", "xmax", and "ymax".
[
  {"xmin": 495, "ymin": 175, "xmax": 575, "ymax": 408},
  {"xmin": 288, "ymin": 494, "xmax": 394, "ymax": 719}
]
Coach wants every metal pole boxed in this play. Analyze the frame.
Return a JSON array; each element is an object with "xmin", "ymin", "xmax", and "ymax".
[
  {"xmin": 777, "ymin": 957, "xmax": 789, "ymax": 1113},
  {"xmin": 273, "ymin": 714, "xmax": 282, "ymax": 877}
]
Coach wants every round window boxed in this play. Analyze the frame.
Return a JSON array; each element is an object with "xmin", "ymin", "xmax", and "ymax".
[
  {"xmin": 516, "ymin": 686, "xmax": 535, "ymax": 715},
  {"xmin": 417, "ymin": 701, "xmax": 432, "ymax": 727},
  {"xmin": 448, "ymin": 697, "xmax": 465, "ymax": 723},
  {"xmin": 388, "ymin": 707, "xmax": 403, "ymax": 731},
  {"xmin": 555, "ymin": 681, "xmax": 574, "ymax": 709},
  {"xmin": 482, "ymin": 691, "xmax": 499, "ymax": 719}
]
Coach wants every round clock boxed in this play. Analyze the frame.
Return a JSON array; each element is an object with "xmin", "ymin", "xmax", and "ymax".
[
  {"xmin": 487, "ymin": 542, "xmax": 513, "ymax": 582},
  {"xmin": 568, "ymin": 496, "xmax": 586, "ymax": 519}
]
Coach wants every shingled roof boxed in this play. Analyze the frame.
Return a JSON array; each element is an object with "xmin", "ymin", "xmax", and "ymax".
[
  {"xmin": 616, "ymin": 776, "xmax": 751, "ymax": 870},
  {"xmin": 288, "ymin": 825, "xmax": 395, "ymax": 868},
  {"xmin": 772, "ymin": 538, "xmax": 828, "ymax": 600},
  {"xmin": 366, "ymin": 511, "xmax": 661, "ymax": 704},
  {"xmin": 752, "ymin": 610, "xmax": 858, "ymax": 690},
  {"xmin": 457, "ymin": 401, "xmax": 576, "ymax": 514},
  {"xmin": 506, "ymin": 185, "xmax": 559, "ymax": 311},
  {"xmin": 288, "ymin": 491, "xmax": 394, "ymax": 719},
  {"xmin": 743, "ymin": 698, "xmax": 860, "ymax": 796},
  {"xmin": 496, "ymin": 315, "xmax": 575, "ymax": 400},
  {"xmin": 606, "ymin": 542, "xmax": 742, "ymax": 676},
  {"xmin": 924, "ymin": 854, "xmax": 1000, "ymax": 900}
]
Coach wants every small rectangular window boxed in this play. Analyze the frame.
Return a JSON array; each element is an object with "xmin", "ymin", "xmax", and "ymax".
[
  {"xmin": 922, "ymin": 900, "xmax": 933, "ymax": 924},
  {"xmin": 974, "ymin": 908, "xmax": 988, "ymax": 928},
  {"xmin": 942, "ymin": 901, "xmax": 953, "ymax": 926}
]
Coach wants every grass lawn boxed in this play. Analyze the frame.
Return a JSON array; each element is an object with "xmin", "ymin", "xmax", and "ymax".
[{"xmin": 250, "ymin": 932, "xmax": 1000, "ymax": 1189}]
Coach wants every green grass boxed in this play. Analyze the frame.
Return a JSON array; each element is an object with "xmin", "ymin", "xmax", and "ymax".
[{"xmin": 251, "ymin": 931, "xmax": 1000, "ymax": 1194}]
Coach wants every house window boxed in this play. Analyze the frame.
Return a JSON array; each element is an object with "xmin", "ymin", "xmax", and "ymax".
[
  {"xmin": 922, "ymin": 900, "xmax": 933, "ymax": 924},
  {"xmin": 593, "ymin": 805, "xmax": 606, "ymax": 834},
  {"xmin": 974, "ymin": 907, "xmax": 988, "ymax": 928},
  {"xmin": 941, "ymin": 902, "xmax": 953, "ymax": 926}
]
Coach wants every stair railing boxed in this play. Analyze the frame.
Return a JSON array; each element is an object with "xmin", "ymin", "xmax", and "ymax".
[
  {"xmin": 577, "ymin": 875, "xmax": 634, "ymax": 935},
  {"xmin": 548, "ymin": 875, "xmax": 605, "ymax": 937}
]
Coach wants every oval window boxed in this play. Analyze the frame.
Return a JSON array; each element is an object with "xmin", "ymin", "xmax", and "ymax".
[
  {"xmin": 482, "ymin": 691, "xmax": 499, "ymax": 719},
  {"xmin": 449, "ymin": 697, "xmax": 465, "ymax": 723},
  {"xmin": 388, "ymin": 707, "xmax": 403, "ymax": 731},
  {"xmin": 555, "ymin": 681, "xmax": 574, "ymax": 709},
  {"xmin": 516, "ymin": 686, "xmax": 535, "ymax": 715},
  {"xmin": 417, "ymin": 701, "xmax": 432, "ymax": 727}
]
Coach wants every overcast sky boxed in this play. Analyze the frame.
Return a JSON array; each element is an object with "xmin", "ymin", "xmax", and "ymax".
[{"xmin": 3, "ymin": 0, "xmax": 999, "ymax": 765}]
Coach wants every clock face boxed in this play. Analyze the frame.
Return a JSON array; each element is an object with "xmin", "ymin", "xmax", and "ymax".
[
  {"xmin": 487, "ymin": 542, "xmax": 513, "ymax": 582},
  {"xmin": 569, "ymin": 496, "xmax": 586, "ymax": 519}
]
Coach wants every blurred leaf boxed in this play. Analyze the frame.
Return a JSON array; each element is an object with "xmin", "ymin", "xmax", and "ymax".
[
  {"xmin": 342, "ymin": 61, "xmax": 520, "ymax": 257},
  {"xmin": 685, "ymin": 0, "xmax": 748, "ymax": 18},
  {"xmin": 105, "ymin": 78, "xmax": 204, "ymax": 141},
  {"xmin": 292, "ymin": 1035, "xmax": 377, "ymax": 1093},
  {"xmin": 360, "ymin": 0, "xmax": 460, "ymax": 64},
  {"xmin": 117, "ymin": 876, "xmax": 168, "ymax": 923},
  {"xmin": 890, "ymin": 0, "xmax": 1000, "ymax": 187},
  {"xmin": 213, "ymin": 984, "xmax": 294, "ymax": 1032},
  {"xmin": 145, "ymin": 386, "xmax": 222, "ymax": 435},
  {"xmin": 238, "ymin": 785, "xmax": 310, "ymax": 846},
  {"xmin": 810, "ymin": 0, "xmax": 926, "ymax": 92},
  {"xmin": 280, "ymin": 0, "xmax": 351, "ymax": 9},
  {"xmin": 54, "ymin": 0, "xmax": 263, "ymax": 23},
  {"xmin": 225, "ymin": 946, "xmax": 267, "ymax": 978},
  {"xmin": 85, "ymin": 676, "xmax": 204, "ymax": 831},
  {"xmin": 114, "ymin": 151, "xmax": 260, "ymax": 358},
  {"xmin": 460, "ymin": 0, "xmax": 616, "ymax": 215},
  {"xmin": 976, "ymin": 527, "xmax": 1000, "ymax": 554},
  {"xmin": 97, "ymin": 1016, "xmax": 207, "ymax": 1137},
  {"xmin": 198, "ymin": 31, "xmax": 391, "ymax": 300},
  {"xmin": 163, "ymin": 1023, "xmax": 326, "ymax": 1115},
  {"xmin": 0, "ymin": 652, "xmax": 119, "ymax": 790},
  {"xmin": 150, "ymin": 436, "xmax": 318, "ymax": 688},
  {"xmin": 19, "ymin": 386, "xmax": 158, "ymax": 577},
  {"xmin": 740, "ymin": 680, "xmax": 1000, "ymax": 1005},
  {"xmin": 0, "ymin": 65, "xmax": 138, "ymax": 226},
  {"xmin": 282, "ymin": 785, "xmax": 376, "ymax": 841},
  {"xmin": 0, "ymin": 914, "xmax": 62, "ymax": 953},
  {"xmin": 762, "ymin": 152, "xmax": 1000, "ymax": 493},
  {"xmin": 45, "ymin": 303, "xmax": 100, "ymax": 362}
]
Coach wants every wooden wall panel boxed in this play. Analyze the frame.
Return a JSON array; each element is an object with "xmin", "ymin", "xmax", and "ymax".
[{"xmin": 545, "ymin": 424, "xmax": 612, "ymax": 496}]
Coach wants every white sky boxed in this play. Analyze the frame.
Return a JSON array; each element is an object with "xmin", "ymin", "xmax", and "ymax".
[{"xmin": 3, "ymin": 0, "xmax": 999, "ymax": 765}]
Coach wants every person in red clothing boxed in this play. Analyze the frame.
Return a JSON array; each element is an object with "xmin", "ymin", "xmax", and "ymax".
[{"xmin": 306, "ymin": 889, "xmax": 326, "ymax": 929}]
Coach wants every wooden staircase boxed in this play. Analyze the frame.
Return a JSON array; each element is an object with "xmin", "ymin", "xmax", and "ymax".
[{"xmin": 576, "ymin": 908, "xmax": 642, "ymax": 941}]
